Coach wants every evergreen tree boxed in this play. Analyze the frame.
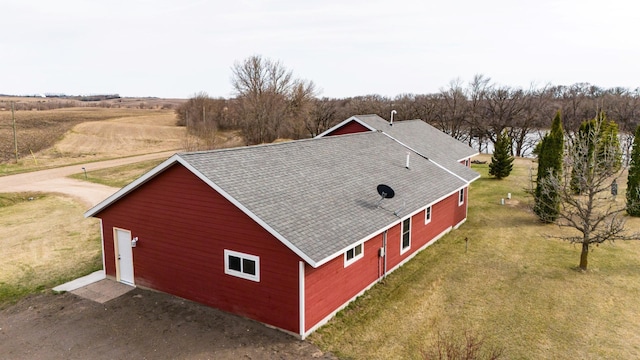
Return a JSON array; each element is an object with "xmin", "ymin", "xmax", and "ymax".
[
  {"xmin": 489, "ymin": 130, "xmax": 514, "ymax": 179},
  {"xmin": 534, "ymin": 111, "xmax": 564, "ymax": 222},
  {"xmin": 627, "ymin": 125, "xmax": 640, "ymax": 216},
  {"xmin": 599, "ymin": 115, "xmax": 622, "ymax": 172},
  {"xmin": 571, "ymin": 112, "xmax": 621, "ymax": 194}
]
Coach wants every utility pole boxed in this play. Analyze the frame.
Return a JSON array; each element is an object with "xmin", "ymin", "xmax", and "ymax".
[{"xmin": 11, "ymin": 101, "xmax": 18, "ymax": 163}]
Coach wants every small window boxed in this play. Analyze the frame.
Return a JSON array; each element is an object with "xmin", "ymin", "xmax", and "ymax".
[
  {"xmin": 401, "ymin": 217, "xmax": 411, "ymax": 254},
  {"xmin": 425, "ymin": 206, "xmax": 432, "ymax": 224},
  {"xmin": 465, "ymin": 159, "xmax": 470, "ymax": 167},
  {"xmin": 344, "ymin": 243, "xmax": 364, "ymax": 267},
  {"xmin": 459, "ymin": 188, "xmax": 465, "ymax": 206},
  {"xmin": 224, "ymin": 250, "xmax": 260, "ymax": 282}
]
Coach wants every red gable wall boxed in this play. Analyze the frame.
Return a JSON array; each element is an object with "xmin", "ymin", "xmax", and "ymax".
[
  {"xmin": 96, "ymin": 164, "xmax": 301, "ymax": 333},
  {"xmin": 324, "ymin": 120, "xmax": 371, "ymax": 136}
]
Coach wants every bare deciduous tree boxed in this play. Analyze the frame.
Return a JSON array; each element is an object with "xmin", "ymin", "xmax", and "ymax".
[
  {"xmin": 483, "ymin": 85, "xmax": 525, "ymax": 145},
  {"xmin": 511, "ymin": 85, "xmax": 552, "ymax": 157},
  {"xmin": 305, "ymin": 98, "xmax": 337, "ymax": 137},
  {"xmin": 435, "ymin": 79, "xmax": 470, "ymax": 141},
  {"xmin": 231, "ymin": 55, "xmax": 317, "ymax": 144},
  {"xmin": 286, "ymin": 80, "xmax": 318, "ymax": 139},
  {"xmin": 467, "ymin": 74, "xmax": 492, "ymax": 151},
  {"xmin": 232, "ymin": 55, "xmax": 293, "ymax": 144},
  {"xmin": 175, "ymin": 92, "xmax": 230, "ymax": 151},
  {"xmin": 537, "ymin": 117, "xmax": 637, "ymax": 270}
]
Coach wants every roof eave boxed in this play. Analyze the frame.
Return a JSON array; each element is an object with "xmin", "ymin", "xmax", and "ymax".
[{"xmin": 458, "ymin": 151, "xmax": 480, "ymax": 162}]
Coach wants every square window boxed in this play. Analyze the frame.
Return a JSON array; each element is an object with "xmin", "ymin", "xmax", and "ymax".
[
  {"xmin": 243, "ymin": 258, "xmax": 256, "ymax": 275},
  {"xmin": 344, "ymin": 243, "xmax": 364, "ymax": 267},
  {"xmin": 228, "ymin": 255, "xmax": 241, "ymax": 271}
]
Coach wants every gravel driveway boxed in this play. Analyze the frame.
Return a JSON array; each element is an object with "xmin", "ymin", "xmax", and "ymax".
[
  {"xmin": 0, "ymin": 151, "xmax": 176, "ymax": 206},
  {"xmin": 0, "ymin": 288, "xmax": 335, "ymax": 359}
]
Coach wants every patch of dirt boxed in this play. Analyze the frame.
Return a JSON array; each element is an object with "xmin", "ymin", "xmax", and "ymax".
[{"xmin": 0, "ymin": 289, "xmax": 336, "ymax": 360}]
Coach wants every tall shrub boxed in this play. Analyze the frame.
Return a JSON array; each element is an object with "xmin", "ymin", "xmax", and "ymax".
[{"xmin": 534, "ymin": 111, "xmax": 564, "ymax": 222}]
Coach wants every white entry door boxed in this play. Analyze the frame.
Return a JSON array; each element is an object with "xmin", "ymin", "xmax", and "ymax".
[{"xmin": 115, "ymin": 228, "xmax": 135, "ymax": 285}]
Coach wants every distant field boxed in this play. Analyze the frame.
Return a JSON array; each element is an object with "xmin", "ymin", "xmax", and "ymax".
[
  {"xmin": 0, "ymin": 96, "xmax": 185, "ymax": 110},
  {"xmin": 0, "ymin": 107, "xmax": 184, "ymax": 171}
]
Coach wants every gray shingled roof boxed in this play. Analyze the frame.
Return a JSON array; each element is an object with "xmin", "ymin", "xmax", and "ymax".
[
  {"xmin": 350, "ymin": 115, "xmax": 479, "ymax": 182},
  {"xmin": 179, "ymin": 131, "xmax": 469, "ymax": 266}
]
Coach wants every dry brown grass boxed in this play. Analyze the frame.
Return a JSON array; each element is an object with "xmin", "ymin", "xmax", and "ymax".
[
  {"xmin": 51, "ymin": 113, "xmax": 183, "ymax": 158},
  {"xmin": 68, "ymin": 158, "xmax": 166, "ymax": 188},
  {"xmin": 0, "ymin": 193, "xmax": 101, "ymax": 303},
  {"xmin": 0, "ymin": 107, "xmax": 184, "ymax": 171}
]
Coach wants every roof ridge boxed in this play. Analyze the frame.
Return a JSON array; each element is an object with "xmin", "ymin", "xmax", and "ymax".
[{"xmin": 179, "ymin": 131, "xmax": 381, "ymax": 156}]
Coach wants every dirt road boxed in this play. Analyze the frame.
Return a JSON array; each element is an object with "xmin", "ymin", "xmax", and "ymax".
[{"xmin": 0, "ymin": 151, "xmax": 176, "ymax": 207}]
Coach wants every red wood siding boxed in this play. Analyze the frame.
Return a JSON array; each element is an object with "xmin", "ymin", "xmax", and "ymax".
[
  {"xmin": 325, "ymin": 120, "xmax": 370, "ymax": 136},
  {"xmin": 304, "ymin": 189, "xmax": 468, "ymax": 332},
  {"xmin": 96, "ymin": 164, "xmax": 301, "ymax": 333},
  {"xmin": 304, "ymin": 233, "xmax": 383, "ymax": 331},
  {"xmin": 385, "ymin": 191, "xmax": 462, "ymax": 269}
]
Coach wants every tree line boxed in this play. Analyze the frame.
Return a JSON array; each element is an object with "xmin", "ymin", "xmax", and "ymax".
[{"xmin": 176, "ymin": 55, "xmax": 640, "ymax": 153}]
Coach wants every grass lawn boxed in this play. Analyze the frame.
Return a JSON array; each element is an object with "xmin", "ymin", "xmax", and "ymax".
[
  {"xmin": 0, "ymin": 193, "xmax": 102, "ymax": 306},
  {"xmin": 68, "ymin": 158, "xmax": 165, "ymax": 188},
  {"xmin": 310, "ymin": 156, "xmax": 640, "ymax": 359}
]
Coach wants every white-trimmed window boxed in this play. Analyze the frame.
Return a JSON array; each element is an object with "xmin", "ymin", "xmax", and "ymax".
[
  {"xmin": 224, "ymin": 249, "xmax": 260, "ymax": 282},
  {"xmin": 458, "ymin": 188, "xmax": 465, "ymax": 206},
  {"xmin": 344, "ymin": 243, "xmax": 364, "ymax": 267},
  {"xmin": 401, "ymin": 217, "xmax": 411, "ymax": 254},
  {"xmin": 424, "ymin": 205, "xmax": 432, "ymax": 224}
]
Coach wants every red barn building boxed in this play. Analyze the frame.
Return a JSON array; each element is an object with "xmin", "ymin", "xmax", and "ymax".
[{"xmin": 85, "ymin": 115, "xmax": 479, "ymax": 338}]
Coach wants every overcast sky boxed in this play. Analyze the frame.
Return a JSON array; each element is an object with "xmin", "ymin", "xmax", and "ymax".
[{"xmin": 1, "ymin": 0, "xmax": 638, "ymax": 99}]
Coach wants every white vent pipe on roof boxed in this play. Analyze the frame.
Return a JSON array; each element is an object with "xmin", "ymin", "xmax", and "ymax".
[
  {"xmin": 390, "ymin": 109, "xmax": 397, "ymax": 126},
  {"xmin": 406, "ymin": 152, "xmax": 410, "ymax": 169}
]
